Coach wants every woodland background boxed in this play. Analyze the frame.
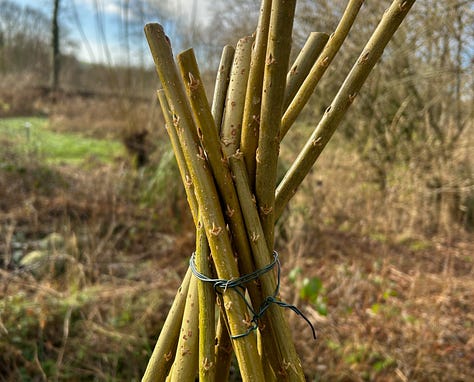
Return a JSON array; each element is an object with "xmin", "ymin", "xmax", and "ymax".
[{"xmin": 0, "ymin": 0, "xmax": 473, "ymax": 380}]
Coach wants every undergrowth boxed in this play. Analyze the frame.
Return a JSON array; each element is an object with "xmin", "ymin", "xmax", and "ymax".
[{"xmin": 0, "ymin": 112, "xmax": 472, "ymax": 381}]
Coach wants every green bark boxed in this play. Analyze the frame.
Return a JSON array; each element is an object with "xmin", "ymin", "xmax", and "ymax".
[
  {"xmin": 220, "ymin": 36, "xmax": 254, "ymax": 156},
  {"xmin": 240, "ymin": 0, "xmax": 272, "ymax": 191},
  {"xmin": 141, "ymin": 269, "xmax": 191, "ymax": 382},
  {"xmin": 255, "ymin": 0, "xmax": 297, "ymax": 250},
  {"xmin": 229, "ymin": 153, "xmax": 306, "ymax": 381},
  {"xmin": 161, "ymin": 65, "xmax": 233, "ymax": 382},
  {"xmin": 210, "ymin": 46, "xmax": 235, "ymax": 382},
  {"xmin": 212, "ymin": 45, "xmax": 235, "ymax": 133},
  {"xmin": 176, "ymin": 48, "xmax": 256, "ymax": 306},
  {"xmin": 280, "ymin": 0, "xmax": 365, "ymax": 138},
  {"xmin": 214, "ymin": 312, "xmax": 233, "ymax": 381},
  {"xmin": 196, "ymin": 222, "xmax": 216, "ymax": 382},
  {"xmin": 170, "ymin": 276, "xmax": 199, "ymax": 382},
  {"xmin": 283, "ymin": 32, "xmax": 329, "ymax": 112},
  {"xmin": 178, "ymin": 47, "xmax": 305, "ymax": 380},
  {"xmin": 145, "ymin": 23, "xmax": 265, "ymax": 382},
  {"xmin": 275, "ymin": 0, "xmax": 416, "ymax": 218},
  {"xmin": 157, "ymin": 90, "xmax": 199, "ymax": 224}
]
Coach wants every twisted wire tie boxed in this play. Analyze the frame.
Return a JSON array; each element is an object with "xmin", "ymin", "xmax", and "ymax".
[{"xmin": 189, "ymin": 251, "xmax": 317, "ymax": 340}]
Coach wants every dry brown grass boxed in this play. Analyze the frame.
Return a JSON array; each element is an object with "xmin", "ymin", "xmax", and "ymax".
[
  {"xmin": 276, "ymin": 124, "xmax": 473, "ymax": 381},
  {"xmin": 1, "ymin": 86, "xmax": 472, "ymax": 380},
  {"xmin": 0, "ymin": 143, "xmax": 195, "ymax": 380},
  {"xmin": 281, "ymin": 228, "xmax": 473, "ymax": 381},
  {"xmin": 2, "ymin": 141, "xmax": 472, "ymax": 380},
  {"xmin": 0, "ymin": 74, "xmax": 48, "ymax": 118}
]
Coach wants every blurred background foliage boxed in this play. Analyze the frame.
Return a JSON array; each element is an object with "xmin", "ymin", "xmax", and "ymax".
[{"xmin": 0, "ymin": 0, "xmax": 473, "ymax": 380}]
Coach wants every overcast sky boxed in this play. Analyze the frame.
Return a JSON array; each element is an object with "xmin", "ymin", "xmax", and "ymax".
[{"xmin": 12, "ymin": 0, "xmax": 213, "ymax": 65}]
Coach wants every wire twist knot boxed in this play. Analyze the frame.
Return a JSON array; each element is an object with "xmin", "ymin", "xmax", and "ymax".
[{"xmin": 189, "ymin": 251, "xmax": 316, "ymax": 340}]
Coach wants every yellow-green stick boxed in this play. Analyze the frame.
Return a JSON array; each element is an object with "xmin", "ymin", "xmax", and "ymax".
[
  {"xmin": 276, "ymin": 0, "xmax": 416, "ymax": 218},
  {"xmin": 212, "ymin": 45, "xmax": 235, "ymax": 132},
  {"xmin": 157, "ymin": 91, "xmax": 199, "ymax": 224},
  {"xmin": 142, "ymin": 91, "xmax": 200, "ymax": 382},
  {"xmin": 280, "ymin": 0, "xmax": 365, "ymax": 138},
  {"xmin": 283, "ymin": 32, "xmax": 329, "ymax": 111},
  {"xmin": 141, "ymin": 268, "xmax": 191, "ymax": 382},
  {"xmin": 229, "ymin": 152, "xmax": 306, "ymax": 381},
  {"xmin": 162, "ymin": 47, "xmax": 235, "ymax": 380},
  {"xmin": 214, "ymin": 312, "xmax": 233, "ymax": 381},
  {"xmin": 220, "ymin": 36, "xmax": 254, "ymax": 155},
  {"xmin": 209, "ymin": 45, "xmax": 236, "ymax": 381},
  {"xmin": 255, "ymin": 0, "xmax": 297, "ymax": 250},
  {"xmin": 195, "ymin": 221, "xmax": 216, "ymax": 382},
  {"xmin": 170, "ymin": 276, "xmax": 199, "ymax": 382},
  {"xmin": 178, "ymin": 46, "xmax": 304, "ymax": 380},
  {"xmin": 240, "ymin": 0, "xmax": 272, "ymax": 191},
  {"xmin": 177, "ymin": 46, "xmax": 257, "ymax": 307},
  {"xmin": 145, "ymin": 23, "xmax": 265, "ymax": 382}
]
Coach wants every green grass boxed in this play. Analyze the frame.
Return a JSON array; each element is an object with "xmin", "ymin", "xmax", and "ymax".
[{"xmin": 0, "ymin": 117, "xmax": 125, "ymax": 165}]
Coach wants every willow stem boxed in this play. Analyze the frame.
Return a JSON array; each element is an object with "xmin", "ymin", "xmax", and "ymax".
[
  {"xmin": 210, "ymin": 46, "xmax": 235, "ymax": 380},
  {"xmin": 161, "ymin": 58, "xmax": 234, "ymax": 382},
  {"xmin": 217, "ymin": 38, "xmax": 277, "ymax": 379},
  {"xmin": 170, "ymin": 276, "xmax": 199, "ymax": 382},
  {"xmin": 280, "ymin": 0, "xmax": 365, "ymax": 139},
  {"xmin": 176, "ymin": 47, "xmax": 257, "ymax": 308},
  {"xmin": 212, "ymin": 45, "xmax": 235, "ymax": 133},
  {"xmin": 275, "ymin": 0, "xmax": 416, "ymax": 218},
  {"xmin": 229, "ymin": 153, "xmax": 306, "ymax": 381},
  {"xmin": 283, "ymin": 32, "xmax": 329, "ymax": 112},
  {"xmin": 255, "ymin": 0, "xmax": 297, "ymax": 250},
  {"xmin": 220, "ymin": 35, "xmax": 254, "ymax": 156},
  {"xmin": 240, "ymin": 0, "xmax": 272, "ymax": 191},
  {"xmin": 196, "ymin": 221, "xmax": 216, "ymax": 382},
  {"xmin": 141, "ymin": 268, "xmax": 191, "ymax": 382},
  {"xmin": 178, "ymin": 46, "xmax": 304, "ymax": 380},
  {"xmin": 145, "ymin": 23, "xmax": 265, "ymax": 382},
  {"xmin": 143, "ymin": 92, "xmax": 199, "ymax": 382},
  {"xmin": 161, "ymin": 48, "xmax": 237, "ymax": 381},
  {"xmin": 214, "ymin": 312, "xmax": 233, "ymax": 381},
  {"xmin": 157, "ymin": 90, "xmax": 199, "ymax": 224}
]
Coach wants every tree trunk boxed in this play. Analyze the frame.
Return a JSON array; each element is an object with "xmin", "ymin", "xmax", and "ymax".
[{"xmin": 50, "ymin": 0, "xmax": 60, "ymax": 93}]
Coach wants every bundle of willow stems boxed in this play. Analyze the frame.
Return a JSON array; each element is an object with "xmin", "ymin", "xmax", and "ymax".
[{"xmin": 142, "ymin": 0, "xmax": 415, "ymax": 381}]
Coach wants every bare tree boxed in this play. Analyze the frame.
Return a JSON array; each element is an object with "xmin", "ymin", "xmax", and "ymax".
[{"xmin": 51, "ymin": 0, "xmax": 61, "ymax": 92}]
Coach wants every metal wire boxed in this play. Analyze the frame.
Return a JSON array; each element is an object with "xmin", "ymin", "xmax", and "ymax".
[{"xmin": 190, "ymin": 250, "xmax": 316, "ymax": 340}]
